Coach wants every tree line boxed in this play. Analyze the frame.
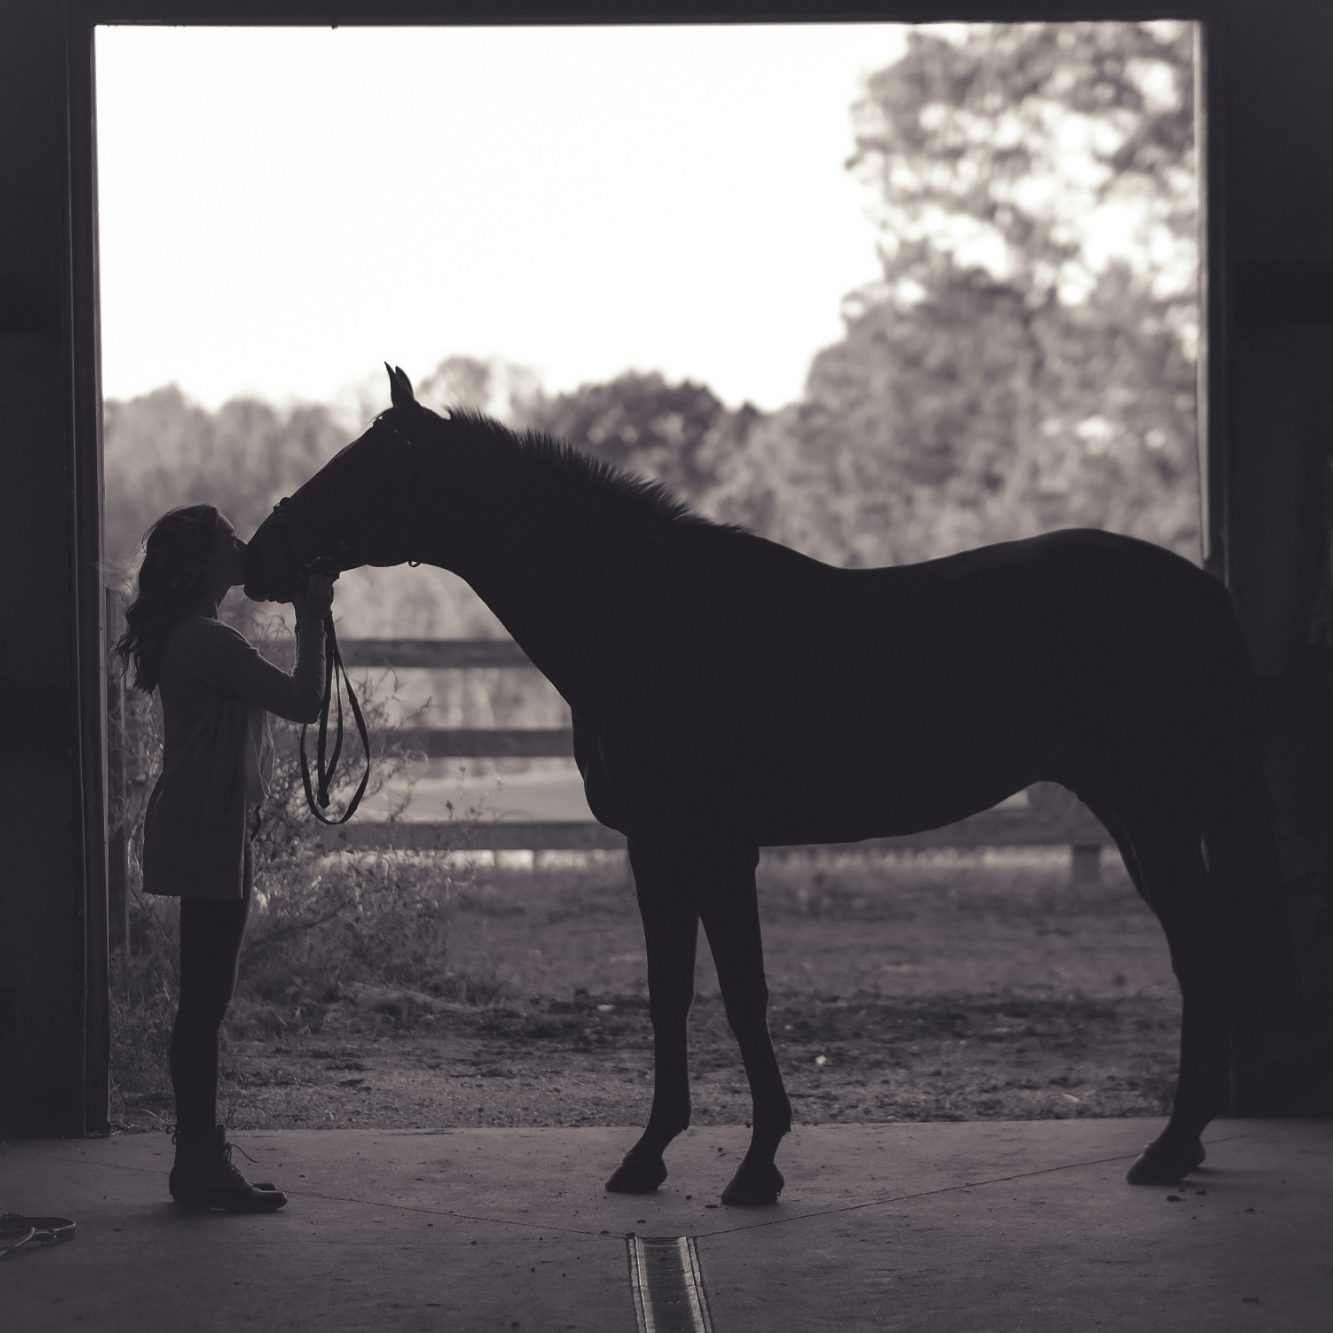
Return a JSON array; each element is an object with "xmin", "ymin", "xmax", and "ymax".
[{"xmin": 104, "ymin": 21, "xmax": 1199, "ymax": 640}]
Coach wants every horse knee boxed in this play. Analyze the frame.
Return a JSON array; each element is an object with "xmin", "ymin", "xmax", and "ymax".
[
  {"xmin": 649, "ymin": 986, "xmax": 694, "ymax": 1031},
  {"xmin": 722, "ymin": 986, "xmax": 770, "ymax": 1036}
]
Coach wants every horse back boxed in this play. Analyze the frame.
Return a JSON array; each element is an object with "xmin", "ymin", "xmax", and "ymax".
[{"xmin": 578, "ymin": 526, "xmax": 1236, "ymax": 845}]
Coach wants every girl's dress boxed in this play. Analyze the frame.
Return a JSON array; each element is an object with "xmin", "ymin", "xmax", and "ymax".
[{"xmin": 143, "ymin": 614, "xmax": 325, "ymax": 900}]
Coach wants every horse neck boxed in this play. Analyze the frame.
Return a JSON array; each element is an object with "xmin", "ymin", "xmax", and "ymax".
[{"xmin": 412, "ymin": 448, "xmax": 668, "ymax": 711}]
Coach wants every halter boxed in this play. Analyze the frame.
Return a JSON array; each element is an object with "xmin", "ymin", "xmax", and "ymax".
[
  {"xmin": 264, "ymin": 496, "xmax": 370, "ymax": 825},
  {"xmin": 268, "ymin": 408, "xmax": 430, "ymax": 824},
  {"xmin": 368, "ymin": 408, "xmax": 431, "ymax": 569}
]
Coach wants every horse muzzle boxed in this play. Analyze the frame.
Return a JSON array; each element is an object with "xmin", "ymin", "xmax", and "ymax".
[
  {"xmin": 243, "ymin": 504, "xmax": 307, "ymax": 603},
  {"xmin": 242, "ymin": 540, "xmax": 296, "ymax": 603}
]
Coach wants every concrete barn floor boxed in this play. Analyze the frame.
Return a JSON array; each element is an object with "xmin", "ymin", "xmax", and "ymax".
[{"xmin": 3, "ymin": 1118, "xmax": 1330, "ymax": 1331}]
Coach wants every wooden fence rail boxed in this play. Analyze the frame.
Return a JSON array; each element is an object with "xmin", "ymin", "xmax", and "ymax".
[
  {"xmin": 104, "ymin": 613, "xmax": 1111, "ymax": 890},
  {"xmin": 310, "ymin": 637, "xmax": 1111, "ymax": 883}
]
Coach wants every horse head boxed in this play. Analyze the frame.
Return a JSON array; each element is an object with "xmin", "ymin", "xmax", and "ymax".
[{"xmin": 244, "ymin": 364, "xmax": 430, "ymax": 603}]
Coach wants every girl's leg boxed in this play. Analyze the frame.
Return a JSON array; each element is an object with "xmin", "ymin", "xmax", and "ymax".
[
  {"xmin": 170, "ymin": 842, "xmax": 252, "ymax": 1131},
  {"xmin": 167, "ymin": 840, "xmax": 284, "ymax": 1212}
]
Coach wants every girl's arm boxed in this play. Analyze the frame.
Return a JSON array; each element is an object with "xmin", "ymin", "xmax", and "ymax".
[{"xmin": 187, "ymin": 617, "xmax": 327, "ymax": 723}]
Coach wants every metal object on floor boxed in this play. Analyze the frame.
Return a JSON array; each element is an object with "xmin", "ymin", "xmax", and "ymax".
[
  {"xmin": 0, "ymin": 1213, "xmax": 76, "ymax": 1260},
  {"xmin": 628, "ymin": 1234, "xmax": 715, "ymax": 1333}
]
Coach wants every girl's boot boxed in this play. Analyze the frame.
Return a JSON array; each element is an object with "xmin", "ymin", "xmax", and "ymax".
[{"xmin": 169, "ymin": 1124, "xmax": 287, "ymax": 1213}]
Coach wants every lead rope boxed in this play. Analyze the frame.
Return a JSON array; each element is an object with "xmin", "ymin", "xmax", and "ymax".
[{"xmin": 299, "ymin": 610, "xmax": 371, "ymax": 824}]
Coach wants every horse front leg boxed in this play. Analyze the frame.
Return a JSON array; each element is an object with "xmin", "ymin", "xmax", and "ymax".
[
  {"xmin": 605, "ymin": 840, "xmax": 700, "ymax": 1194},
  {"xmin": 697, "ymin": 850, "xmax": 792, "ymax": 1206}
]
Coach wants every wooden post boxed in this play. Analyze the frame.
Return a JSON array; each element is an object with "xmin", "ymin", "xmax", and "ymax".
[
  {"xmin": 105, "ymin": 589, "xmax": 129, "ymax": 952},
  {"xmin": 1070, "ymin": 843, "xmax": 1102, "ymax": 887}
]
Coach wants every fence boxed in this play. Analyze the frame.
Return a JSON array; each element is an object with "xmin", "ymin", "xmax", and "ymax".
[
  {"xmin": 104, "ymin": 617, "xmax": 1113, "ymax": 945},
  {"xmin": 312, "ymin": 638, "xmax": 1112, "ymax": 879}
]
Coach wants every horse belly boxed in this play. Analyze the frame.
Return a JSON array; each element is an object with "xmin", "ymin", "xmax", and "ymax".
[
  {"xmin": 739, "ymin": 674, "xmax": 1068, "ymax": 847},
  {"xmin": 745, "ymin": 749, "xmax": 1041, "ymax": 847}
]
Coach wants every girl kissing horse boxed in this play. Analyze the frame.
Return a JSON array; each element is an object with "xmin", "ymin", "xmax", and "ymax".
[{"xmin": 245, "ymin": 364, "xmax": 1288, "ymax": 1206}]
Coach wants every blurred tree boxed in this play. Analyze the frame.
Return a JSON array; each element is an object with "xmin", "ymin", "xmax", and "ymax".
[
  {"xmin": 851, "ymin": 21, "xmax": 1196, "ymax": 315},
  {"xmin": 104, "ymin": 21, "xmax": 1202, "ymax": 648},
  {"xmin": 102, "ymin": 385, "xmax": 502, "ymax": 639},
  {"xmin": 416, "ymin": 354, "xmax": 545, "ymax": 424},
  {"xmin": 102, "ymin": 387, "xmax": 323, "ymax": 584},
  {"xmin": 522, "ymin": 370, "xmax": 743, "ymax": 503},
  {"xmin": 720, "ymin": 21, "xmax": 1200, "ymax": 566}
]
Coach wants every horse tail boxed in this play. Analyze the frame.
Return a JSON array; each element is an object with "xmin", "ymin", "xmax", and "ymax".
[{"xmin": 1194, "ymin": 580, "xmax": 1300, "ymax": 1025}]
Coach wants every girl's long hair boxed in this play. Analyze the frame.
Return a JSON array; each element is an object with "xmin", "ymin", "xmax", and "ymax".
[{"xmin": 115, "ymin": 504, "xmax": 222, "ymax": 692}]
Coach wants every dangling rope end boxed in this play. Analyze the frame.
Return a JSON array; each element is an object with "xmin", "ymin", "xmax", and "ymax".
[{"xmin": 299, "ymin": 613, "xmax": 372, "ymax": 826}]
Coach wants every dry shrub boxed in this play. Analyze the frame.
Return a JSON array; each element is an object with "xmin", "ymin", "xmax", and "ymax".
[{"xmin": 236, "ymin": 851, "xmax": 469, "ymax": 1022}]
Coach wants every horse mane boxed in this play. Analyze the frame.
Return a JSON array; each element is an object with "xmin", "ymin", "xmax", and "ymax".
[{"xmin": 442, "ymin": 407, "xmax": 723, "ymax": 530}]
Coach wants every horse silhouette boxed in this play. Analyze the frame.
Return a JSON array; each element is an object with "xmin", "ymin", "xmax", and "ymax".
[{"xmin": 245, "ymin": 364, "xmax": 1289, "ymax": 1205}]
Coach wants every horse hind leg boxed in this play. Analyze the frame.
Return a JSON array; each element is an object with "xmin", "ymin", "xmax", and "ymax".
[{"xmin": 1077, "ymin": 786, "xmax": 1228, "ymax": 1185}]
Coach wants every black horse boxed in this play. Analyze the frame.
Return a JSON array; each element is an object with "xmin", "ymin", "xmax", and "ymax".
[{"xmin": 245, "ymin": 365, "xmax": 1287, "ymax": 1205}]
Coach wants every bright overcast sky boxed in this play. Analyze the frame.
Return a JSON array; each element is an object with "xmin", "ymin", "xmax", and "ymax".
[{"xmin": 94, "ymin": 24, "xmax": 913, "ymax": 414}]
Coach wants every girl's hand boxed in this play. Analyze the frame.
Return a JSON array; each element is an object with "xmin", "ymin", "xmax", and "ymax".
[{"xmin": 293, "ymin": 572, "xmax": 335, "ymax": 623}]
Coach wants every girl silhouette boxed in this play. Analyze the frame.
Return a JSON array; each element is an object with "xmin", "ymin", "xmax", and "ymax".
[{"xmin": 116, "ymin": 503, "xmax": 332, "ymax": 1212}]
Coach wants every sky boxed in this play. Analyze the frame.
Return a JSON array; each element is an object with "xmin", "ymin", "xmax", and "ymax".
[{"xmin": 94, "ymin": 23, "xmax": 915, "ymax": 415}]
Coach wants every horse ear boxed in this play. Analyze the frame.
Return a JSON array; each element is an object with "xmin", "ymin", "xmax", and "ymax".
[{"xmin": 385, "ymin": 363, "xmax": 417, "ymax": 409}]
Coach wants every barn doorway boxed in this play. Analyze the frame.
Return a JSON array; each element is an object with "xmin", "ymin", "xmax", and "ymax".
[{"xmin": 93, "ymin": 19, "xmax": 1204, "ymax": 1134}]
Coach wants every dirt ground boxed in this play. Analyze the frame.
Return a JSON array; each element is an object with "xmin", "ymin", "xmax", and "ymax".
[{"xmin": 184, "ymin": 850, "xmax": 1181, "ymax": 1135}]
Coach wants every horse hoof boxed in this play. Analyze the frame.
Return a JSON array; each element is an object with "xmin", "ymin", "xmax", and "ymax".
[
  {"xmin": 1126, "ymin": 1138, "xmax": 1206, "ymax": 1185},
  {"xmin": 720, "ymin": 1160, "xmax": 784, "ymax": 1207},
  {"xmin": 605, "ymin": 1154, "xmax": 668, "ymax": 1194}
]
